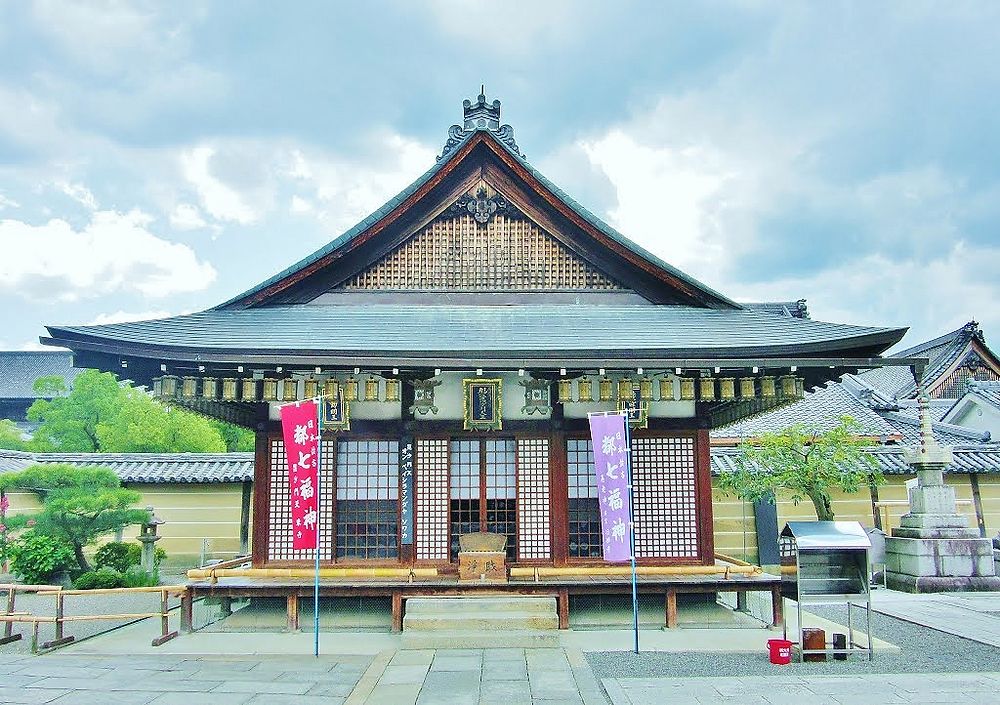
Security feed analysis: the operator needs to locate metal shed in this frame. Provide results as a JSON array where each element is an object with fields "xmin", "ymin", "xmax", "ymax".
[{"xmin": 780, "ymin": 521, "xmax": 873, "ymax": 661}]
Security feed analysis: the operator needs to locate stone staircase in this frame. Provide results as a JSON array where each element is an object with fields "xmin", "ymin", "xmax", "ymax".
[{"xmin": 401, "ymin": 596, "xmax": 561, "ymax": 648}]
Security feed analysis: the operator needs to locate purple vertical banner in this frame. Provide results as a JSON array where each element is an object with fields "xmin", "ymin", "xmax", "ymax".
[{"xmin": 587, "ymin": 413, "xmax": 632, "ymax": 563}]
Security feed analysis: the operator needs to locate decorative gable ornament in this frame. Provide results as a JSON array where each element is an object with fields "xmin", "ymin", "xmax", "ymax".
[
  {"xmin": 409, "ymin": 378, "xmax": 441, "ymax": 415},
  {"xmin": 445, "ymin": 185, "xmax": 523, "ymax": 227},
  {"xmin": 439, "ymin": 88, "xmax": 523, "ymax": 160},
  {"xmin": 520, "ymin": 378, "xmax": 551, "ymax": 415}
]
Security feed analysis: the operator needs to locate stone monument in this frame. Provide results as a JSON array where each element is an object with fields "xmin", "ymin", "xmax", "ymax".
[{"xmin": 884, "ymin": 378, "xmax": 1000, "ymax": 592}]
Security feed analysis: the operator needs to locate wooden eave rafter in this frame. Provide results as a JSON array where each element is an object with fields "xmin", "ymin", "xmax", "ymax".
[{"xmin": 226, "ymin": 132, "xmax": 736, "ymax": 309}]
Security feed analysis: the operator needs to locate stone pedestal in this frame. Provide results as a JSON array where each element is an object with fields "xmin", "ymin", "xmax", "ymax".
[{"xmin": 884, "ymin": 418, "xmax": 1000, "ymax": 593}]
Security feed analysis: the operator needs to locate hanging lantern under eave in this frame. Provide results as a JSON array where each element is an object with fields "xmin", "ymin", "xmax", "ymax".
[
  {"xmin": 343, "ymin": 376, "xmax": 358, "ymax": 402},
  {"xmin": 639, "ymin": 377, "xmax": 654, "ymax": 402},
  {"xmin": 557, "ymin": 379, "xmax": 573, "ymax": 403},
  {"xmin": 617, "ymin": 377, "xmax": 633, "ymax": 401},
  {"xmin": 739, "ymin": 377, "xmax": 756, "ymax": 399},
  {"xmin": 364, "ymin": 376, "xmax": 380, "ymax": 402},
  {"xmin": 222, "ymin": 378, "xmax": 238, "ymax": 401},
  {"xmin": 323, "ymin": 378, "xmax": 339, "ymax": 401},
  {"xmin": 384, "ymin": 378, "xmax": 400, "ymax": 402},
  {"xmin": 181, "ymin": 376, "xmax": 198, "ymax": 399},
  {"xmin": 202, "ymin": 377, "xmax": 219, "ymax": 400},
  {"xmin": 699, "ymin": 377, "xmax": 716, "ymax": 401},
  {"xmin": 658, "ymin": 376, "xmax": 674, "ymax": 401},
  {"xmin": 760, "ymin": 376, "xmax": 776, "ymax": 398},
  {"xmin": 303, "ymin": 378, "xmax": 319, "ymax": 400},
  {"xmin": 241, "ymin": 378, "xmax": 258, "ymax": 401},
  {"xmin": 679, "ymin": 377, "xmax": 696, "ymax": 401},
  {"xmin": 719, "ymin": 377, "xmax": 736, "ymax": 400},
  {"xmin": 159, "ymin": 375, "xmax": 179, "ymax": 399},
  {"xmin": 281, "ymin": 379, "xmax": 299, "ymax": 402},
  {"xmin": 262, "ymin": 378, "xmax": 279, "ymax": 402},
  {"xmin": 779, "ymin": 374, "xmax": 797, "ymax": 398},
  {"xmin": 577, "ymin": 377, "xmax": 594, "ymax": 403},
  {"xmin": 599, "ymin": 377, "xmax": 614, "ymax": 402}
]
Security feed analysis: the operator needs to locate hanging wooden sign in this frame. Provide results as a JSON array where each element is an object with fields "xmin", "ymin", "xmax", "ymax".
[
  {"xmin": 618, "ymin": 387, "xmax": 649, "ymax": 429},
  {"xmin": 463, "ymin": 378, "xmax": 503, "ymax": 431},
  {"xmin": 323, "ymin": 392, "xmax": 350, "ymax": 431}
]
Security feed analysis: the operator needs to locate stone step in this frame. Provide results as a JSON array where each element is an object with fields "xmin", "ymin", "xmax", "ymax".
[
  {"xmin": 402, "ymin": 612, "xmax": 560, "ymax": 631},
  {"xmin": 404, "ymin": 596, "xmax": 556, "ymax": 615},
  {"xmin": 401, "ymin": 629, "xmax": 561, "ymax": 649}
]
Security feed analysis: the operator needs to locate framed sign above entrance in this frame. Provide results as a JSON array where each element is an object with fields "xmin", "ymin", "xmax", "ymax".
[
  {"xmin": 463, "ymin": 378, "xmax": 503, "ymax": 431},
  {"xmin": 618, "ymin": 386, "xmax": 649, "ymax": 429},
  {"xmin": 323, "ymin": 393, "xmax": 350, "ymax": 431}
]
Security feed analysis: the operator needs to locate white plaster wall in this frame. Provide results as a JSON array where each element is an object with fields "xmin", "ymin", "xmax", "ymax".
[{"xmin": 951, "ymin": 400, "xmax": 1000, "ymax": 440}]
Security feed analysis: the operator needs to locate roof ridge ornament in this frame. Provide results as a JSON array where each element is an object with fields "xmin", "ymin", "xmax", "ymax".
[{"xmin": 439, "ymin": 87, "xmax": 524, "ymax": 161}]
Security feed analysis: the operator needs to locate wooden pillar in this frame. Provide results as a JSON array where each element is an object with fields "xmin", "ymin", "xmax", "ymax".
[
  {"xmin": 391, "ymin": 592, "xmax": 403, "ymax": 632},
  {"xmin": 970, "ymin": 474, "xmax": 987, "ymax": 538},
  {"xmin": 180, "ymin": 591, "xmax": 194, "ymax": 633},
  {"xmin": 771, "ymin": 586, "xmax": 783, "ymax": 628},
  {"xmin": 695, "ymin": 429, "xmax": 716, "ymax": 565},
  {"xmin": 286, "ymin": 593, "xmax": 299, "ymax": 632},
  {"xmin": 557, "ymin": 588, "xmax": 569, "ymax": 629},
  {"xmin": 0, "ymin": 587, "xmax": 20, "ymax": 645},
  {"xmin": 251, "ymin": 428, "xmax": 270, "ymax": 568},
  {"xmin": 239, "ymin": 480, "xmax": 253, "ymax": 555},
  {"xmin": 550, "ymin": 431, "xmax": 569, "ymax": 566},
  {"xmin": 665, "ymin": 590, "xmax": 678, "ymax": 629}
]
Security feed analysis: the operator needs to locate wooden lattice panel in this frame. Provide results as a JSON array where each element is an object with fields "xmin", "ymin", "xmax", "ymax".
[
  {"xmin": 341, "ymin": 207, "xmax": 622, "ymax": 291},
  {"xmin": 415, "ymin": 438, "xmax": 450, "ymax": 560},
  {"xmin": 566, "ymin": 439, "xmax": 602, "ymax": 558},
  {"xmin": 267, "ymin": 438, "xmax": 336, "ymax": 561},
  {"xmin": 335, "ymin": 440, "xmax": 400, "ymax": 560},
  {"xmin": 631, "ymin": 436, "xmax": 699, "ymax": 559},
  {"xmin": 517, "ymin": 437, "xmax": 551, "ymax": 560}
]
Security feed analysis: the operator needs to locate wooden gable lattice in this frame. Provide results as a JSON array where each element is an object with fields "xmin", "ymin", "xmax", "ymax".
[{"xmin": 339, "ymin": 184, "xmax": 624, "ymax": 292}]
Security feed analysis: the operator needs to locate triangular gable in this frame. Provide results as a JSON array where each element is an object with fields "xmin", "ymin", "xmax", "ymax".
[
  {"xmin": 336, "ymin": 181, "xmax": 625, "ymax": 293},
  {"xmin": 217, "ymin": 102, "xmax": 739, "ymax": 310}
]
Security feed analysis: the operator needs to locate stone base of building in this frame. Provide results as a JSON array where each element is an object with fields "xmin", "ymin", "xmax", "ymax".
[{"xmin": 884, "ymin": 534, "xmax": 1000, "ymax": 593}]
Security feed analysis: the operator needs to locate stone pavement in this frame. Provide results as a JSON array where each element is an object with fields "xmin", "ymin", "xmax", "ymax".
[
  {"xmin": 862, "ymin": 591, "xmax": 1000, "ymax": 647},
  {"xmin": 602, "ymin": 672, "xmax": 1000, "ymax": 705},
  {"xmin": 0, "ymin": 648, "xmax": 608, "ymax": 705}
]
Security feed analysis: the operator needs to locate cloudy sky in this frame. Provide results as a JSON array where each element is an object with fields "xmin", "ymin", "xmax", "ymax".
[{"xmin": 1, "ymin": 1, "xmax": 998, "ymax": 352}]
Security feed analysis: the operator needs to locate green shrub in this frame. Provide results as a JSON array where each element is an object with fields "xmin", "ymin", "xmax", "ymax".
[
  {"xmin": 8, "ymin": 531, "xmax": 76, "ymax": 585},
  {"xmin": 122, "ymin": 567, "xmax": 159, "ymax": 588},
  {"xmin": 95, "ymin": 542, "xmax": 135, "ymax": 572},
  {"xmin": 73, "ymin": 568, "xmax": 125, "ymax": 590}
]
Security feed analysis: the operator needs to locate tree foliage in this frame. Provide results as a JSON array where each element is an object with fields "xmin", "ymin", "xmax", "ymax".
[
  {"xmin": 24, "ymin": 369, "xmax": 231, "ymax": 453},
  {"xmin": 0, "ymin": 464, "xmax": 149, "ymax": 572},
  {"xmin": 0, "ymin": 419, "xmax": 30, "ymax": 451},
  {"xmin": 717, "ymin": 417, "xmax": 882, "ymax": 521}
]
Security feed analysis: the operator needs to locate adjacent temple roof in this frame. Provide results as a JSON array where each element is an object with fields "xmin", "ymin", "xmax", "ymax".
[
  {"xmin": 0, "ymin": 351, "xmax": 79, "ymax": 400},
  {"xmin": 41, "ymin": 91, "xmax": 908, "ymax": 386},
  {"xmin": 858, "ymin": 321, "xmax": 1000, "ymax": 400}
]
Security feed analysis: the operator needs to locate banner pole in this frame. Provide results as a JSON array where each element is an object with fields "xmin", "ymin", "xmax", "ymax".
[
  {"xmin": 624, "ymin": 415, "xmax": 639, "ymax": 654},
  {"xmin": 314, "ymin": 396, "xmax": 323, "ymax": 658}
]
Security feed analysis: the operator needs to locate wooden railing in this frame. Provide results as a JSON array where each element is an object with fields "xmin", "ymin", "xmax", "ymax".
[{"xmin": 0, "ymin": 584, "xmax": 187, "ymax": 652}]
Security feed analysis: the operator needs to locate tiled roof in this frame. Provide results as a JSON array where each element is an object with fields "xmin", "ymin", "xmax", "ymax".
[
  {"xmin": 877, "ymin": 411, "xmax": 991, "ymax": 445},
  {"xmin": 891, "ymin": 399, "xmax": 953, "ymax": 423},
  {"xmin": 0, "ymin": 450, "xmax": 253, "ymax": 484},
  {"xmin": 47, "ymin": 305, "xmax": 905, "ymax": 361},
  {"xmin": 967, "ymin": 380, "xmax": 1000, "ymax": 409},
  {"xmin": 0, "ymin": 351, "xmax": 80, "ymax": 399},
  {"xmin": 712, "ymin": 380, "xmax": 899, "ymax": 439},
  {"xmin": 710, "ymin": 444, "xmax": 1000, "ymax": 476}
]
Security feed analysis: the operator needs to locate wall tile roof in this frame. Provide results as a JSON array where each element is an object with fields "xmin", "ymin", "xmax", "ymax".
[{"xmin": 0, "ymin": 450, "xmax": 253, "ymax": 484}]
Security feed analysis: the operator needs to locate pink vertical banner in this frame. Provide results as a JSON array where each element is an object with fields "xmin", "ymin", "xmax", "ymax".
[
  {"xmin": 587, "ymin": 413, "xmax": 632, "ymax": 563},
  {"xmin": 280, "ymin": 400, "xmax": 320, "ymax": 550}
]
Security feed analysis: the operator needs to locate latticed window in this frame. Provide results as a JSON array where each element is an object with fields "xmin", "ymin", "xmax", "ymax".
[
  {"xmin": 335, "ymin": 440, "xmax": 400, "ymax": 560},
  {"xmin": 566, "ymin": 439, "xmax": 602, "ymax": 558},
  {"xmin": 449, "ymin": 438, "xmax": 517, "ymax": 560}
]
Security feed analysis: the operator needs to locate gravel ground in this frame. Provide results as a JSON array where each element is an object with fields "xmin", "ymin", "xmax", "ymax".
[
  {"xmin": 586, "ymin": 605, "xmax": 1000, "ymax": 679},
  {"xmin": 1, "ymin": 573, "xmax": 185, "ymax": 655}
]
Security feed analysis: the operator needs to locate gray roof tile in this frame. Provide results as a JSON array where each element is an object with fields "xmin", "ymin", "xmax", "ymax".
[
  {"xmin": 0, "ymin": 450, "xmax": 252, "ymax": 483},
  {"xmin": 0, "ymin": 351, "xmax": 81, "ymax": 399}
]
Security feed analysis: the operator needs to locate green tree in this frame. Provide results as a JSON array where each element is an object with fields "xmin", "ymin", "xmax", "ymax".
[
  {"xmin": 717, "ymin": 417, "xmax": 882, "ymax": 521},
  {"xmin": 213, "ymin": 421, "xmax": 255, "ymax": 452},
  {"xmin": 0, "ymin": 419, "xmax": 30, "ymax": 451},
  {"xmin": 0, "ymin": 464, "xmax": 149, "ymax": 572},
  {"xmin": 27, "ymin": 369, "xmax": 228, "ymax": 453},
  {"xmin": 32, "ymin": 375, "xmax": 68, "ymax": 397}
]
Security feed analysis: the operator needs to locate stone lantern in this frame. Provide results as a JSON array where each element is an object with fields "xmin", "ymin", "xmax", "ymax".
[{"xmin": 138, "ymin": 506, "xmax": 164, "ymax": 572}]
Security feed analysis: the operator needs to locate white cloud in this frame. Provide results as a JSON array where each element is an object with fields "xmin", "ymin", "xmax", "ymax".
[
  {"xmin": 169, "ymin": 203, "xmax": 208, "ymax": 230},
  {"xmin": 55, "ymin": 180, "xmax": 99, "ymax": 210},
  {"xmin": 290, "ymin": 195, "xmax": 313, "ymax": 214},
  {"xmin": 180, "ymin": 145, "xmax": 261, "ymax": 225},
  {"xmin": 0, "ymin": 209, "xmax": 216, "ymax": 301},
  {"xmin": 0, "ymin": 194, "xmax": 19, "ymax": 210},
  {"xmin": 86, "ymin": 310, "xmax": 175, "ymax": 326}
]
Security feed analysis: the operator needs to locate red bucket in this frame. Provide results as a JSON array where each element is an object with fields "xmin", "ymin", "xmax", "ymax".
[{"xmin": 767, "ymin": 638, "xmax": 793, "ymax": 665}]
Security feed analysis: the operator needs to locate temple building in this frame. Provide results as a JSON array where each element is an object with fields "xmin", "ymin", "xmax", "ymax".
[{"xmin": 40, "ymin": 93, "xmax": 918, "ymax": 623}]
